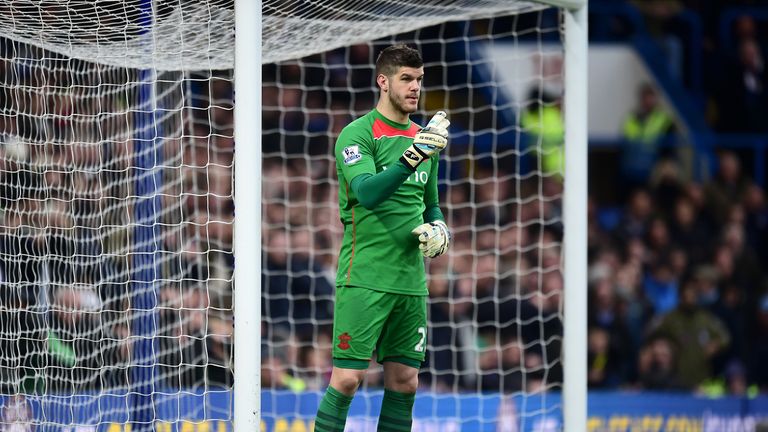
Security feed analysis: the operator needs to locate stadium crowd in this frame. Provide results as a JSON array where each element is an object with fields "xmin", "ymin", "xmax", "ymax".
[
  {"xmin": 0, "ymin": 39, "xmax": 237, "ymax": 393},
  {"xmin": 0, "ymin": 0, "xmax": 765, "ymax": 404},
  {"xmin": 256, "ymin": 2, "xmax": 768, "ymax": 397}
]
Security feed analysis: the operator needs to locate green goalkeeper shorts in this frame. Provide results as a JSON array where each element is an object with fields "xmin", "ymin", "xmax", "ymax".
[{"xmin": 332, "ymin": 286, "xmax": 427, "ymax": 370}]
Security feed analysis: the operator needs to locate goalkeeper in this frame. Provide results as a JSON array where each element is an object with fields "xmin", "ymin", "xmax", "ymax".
[{"xmin": 314, "ymin": 44, "xmax": 451, "ymax": 432}]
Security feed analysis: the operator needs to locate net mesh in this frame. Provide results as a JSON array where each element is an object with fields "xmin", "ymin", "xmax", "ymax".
[
  {"xmin": 260, "ymin": 14, "xmax": 566, "ymax": 430},
  {"xmin": 0, "ymin": 1, "xmax": 567, "ymax": 430},
  {"xmin": 0, "ymin": 33, "xmax": 235, "ymax": 432},
  {"xmin": 0, "ymin": 1, "xmax": 549, "ymax": 69}
]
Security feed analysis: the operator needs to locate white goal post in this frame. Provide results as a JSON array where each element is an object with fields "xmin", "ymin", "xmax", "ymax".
[{"xmin": 234, "ymin": 1, "xmax": 262, "ymax": 430}]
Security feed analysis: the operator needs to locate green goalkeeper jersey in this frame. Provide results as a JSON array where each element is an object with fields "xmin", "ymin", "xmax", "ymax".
[{"xmin": 334, "ymin": 109, "xmax": 439, "ymax": 295}]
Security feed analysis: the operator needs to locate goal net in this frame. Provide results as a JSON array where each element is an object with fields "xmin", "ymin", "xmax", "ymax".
[{"xmin": 0, "ymin": 1, "xmax": 575, "ymax": 430}]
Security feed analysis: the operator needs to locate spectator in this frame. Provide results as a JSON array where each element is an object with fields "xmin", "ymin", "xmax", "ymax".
[
  {"xmin": 206, "ymin": 315, "xmax": 234, "ymax": 387},
  {"xmin": 520, "ymin": 89, "xmax": 564, "ymax": 177},
  {"xmin": 499, "ymin": 338, "xmax": 525, "ymax": 394},
  {"xmin": 46, "ymin": 286, "xmax": 119, "ymax": 392},
  {"xmin": 423, "ymin": 258, "xmax": 468, "ymax": 391},
  {"xmin": 588, "ymin": 279, "xmax": 633, "ymax": 385},
  {"xmin": 630, "ymin": 1, "xmax": 685, "ymax": 79},
  {"xmin": 648, "ymin": 278, "xmax": 730, "ymax": 390},
  {"xmin": 1, "ymin": 394, "xmax": 34, "ymax": 432},
  {"xmin": 636, "ymin": 335, "xmax": 684, "ymax": 391},
  {"xmin": 614, "ymin": 189, "xmax": 654, "ymax": 241},
  {"xmin": 720, "ymin": 222, "xmax": 763, "ymax": 297},
  {"xmin": 649, "ymin": 159, "xmax": 686, "ymax": 220},
  {"xmin": 693, "ymin": 265, "xmax": 720, "ymax": 308},
  {"xmin": 645, "ymin": 216, "xmax": 672, "ymax": 264},
  {"xmin": 743, "ymin": 183, "xmax": 768, "ymax": 263},
  {"xmin": 710, "ymin": 282, "xmax": 746, "ymax": 372},
  {"xmin": 669, "ymin": 195, "xmax": 710, "ymax": 264},
  {"xmin": 475, "ymin": 255, "xmax": 523, "ymax": 338},
  {"xmin": 614, "ymin": 258, "xmax": 653, "ymax": 364},
  {"xmin": 621, "ymin": 84, "xmax": 675, "ymax": 187},
  {"xmin": 724, "ymin": 360, "xmax": 750, "ymax": 396},
  {"xmin": 704, "ymin": 151, "xmax": 751, "ymax": 224},
  {"xmin": 297, "ymin": 340, "xmax": 332, "ymax": 391},
  {"xmin": 524, "ymin": 351, "xmax": 548, "ymax": 393},
  {"xmin": 262, "ymin": 230, "xmax": 334, "ymax": 339},
  {"xmin": 157, "ymin": 285, "xmax": 212, "ymax": 389},
  {"xmin": 643, "ymin": 261, "xmax": 679, "ymax": 315},
  {"xmin": 526, "ymin": 271, "xmax": 564, "ymax": 385},
  {"xmin": 748, "ymin": 295, "xmax": 768, "ymax": 391},
  {"xmin": 717, "ymin": 38, "xmax": 768, "ymax": 132},
  {"xmin": 587, "ymin": 326, "xmax": 624, "ymax": 389},
  {"xmin": 477, "ymin": 340, "xmax": 503, "ymax": 393},
  {"xmin": 0, "ymin": 243, "xmax": 45, "ymax": 394},
  {"xmin": 477, "ymin": 336, "xmax": 524, "ymax": 394},
  {"xmin": 261, "ymin": 355, "xmax": 305, "ymax": 392}
]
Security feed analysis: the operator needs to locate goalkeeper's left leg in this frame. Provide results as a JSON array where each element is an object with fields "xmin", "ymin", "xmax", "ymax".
[
  {"xmin": 377, "ymin": 362, "xmax": 418, "ymax": 432},
  {"xmin": 374, "ymin": 293, "xmax": 427, "ymax": 431}
]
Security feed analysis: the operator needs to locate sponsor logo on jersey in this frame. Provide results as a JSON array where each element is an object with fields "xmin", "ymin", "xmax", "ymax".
[
  {"xmin": 343, "ymin": 145, "xmax": 362, "ymax": 165},
  {"xmin": 337, "ymin": 332, "xmax": 352, "ymax": 350}
]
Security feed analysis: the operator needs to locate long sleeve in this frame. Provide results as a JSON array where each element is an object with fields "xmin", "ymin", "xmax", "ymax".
[
  {"xmin": 349, "ymin": 163, "xmax": 412, "ymax": 210},
  {"xmin": 422, "ymin": 154, "xmax": 445, "ymax": 223}
]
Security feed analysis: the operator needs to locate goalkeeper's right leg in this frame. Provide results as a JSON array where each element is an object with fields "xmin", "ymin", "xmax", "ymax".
[
  {"xmin": 314, "ymin": 367, "xmax": 366, "ymax": 431},
  {"xmin": 328, "ymin": 366, "xmax": 366, "ymax": 395},
  {"xmin": 315, "ymin": 287, "xmax": 398, "ymax": 431}
]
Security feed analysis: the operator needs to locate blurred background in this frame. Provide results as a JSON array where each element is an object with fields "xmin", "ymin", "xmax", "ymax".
[
  {"xmin": 257, "ymin": 0, "xmax": 768, "ymax": 398},
  {"xmin": 584, "ymin": 0, "xmax": 768, "ymax": 396},
  {"xmin": 0, "ymin": 0, "xmax": 767, "ymax": 430}
]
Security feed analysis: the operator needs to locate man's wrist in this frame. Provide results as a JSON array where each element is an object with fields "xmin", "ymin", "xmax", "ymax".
[{"xmin": 399, "ymin": 144, "xmax": 428, "ymax": 171}]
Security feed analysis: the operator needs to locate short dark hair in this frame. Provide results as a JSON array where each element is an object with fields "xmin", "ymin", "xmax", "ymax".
[{"xmin": 375, "ymin": 44, "xmax": 423, "ymax": 77}]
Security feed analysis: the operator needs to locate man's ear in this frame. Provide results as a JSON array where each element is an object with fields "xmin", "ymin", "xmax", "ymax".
[{"xmin": 376, "ymin": 74, "xmax": 388, "ymax": 92}]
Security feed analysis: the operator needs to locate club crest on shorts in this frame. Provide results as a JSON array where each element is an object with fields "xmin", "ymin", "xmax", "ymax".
[
  {"xmin": 343, "ymin": 145, "xmax": 362, "ymax": 165},
  {"xmin": 337, "ymin": 332, "xmax": 352, "ymax": 350}
]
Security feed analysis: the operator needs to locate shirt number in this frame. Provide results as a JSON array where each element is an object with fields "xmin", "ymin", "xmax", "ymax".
[{"xmin": 414, "ymin": 327, "xmax": 427, "ymax": 352}]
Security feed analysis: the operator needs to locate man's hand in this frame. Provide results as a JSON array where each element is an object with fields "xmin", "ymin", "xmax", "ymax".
[
  {"xmin": 399, "ymin": 111, "xmax": 450, "ymax": 171},
  {"xmin": 411, "ymin": 220, "xmax": 451, "ymax": 258}
]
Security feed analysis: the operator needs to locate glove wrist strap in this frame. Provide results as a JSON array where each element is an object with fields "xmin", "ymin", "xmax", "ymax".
[{"xmin": 399, "ymin": 145, "xmax": 427, "ymax": 172}]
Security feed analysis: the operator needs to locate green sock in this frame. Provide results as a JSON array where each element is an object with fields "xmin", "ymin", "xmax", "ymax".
[
  {"xmin": 314, "ymin": 386, "xmax": 353, "ymax": 432},
  {"xmin": 376, "ymin": 389, "xmax": 415, "ymax": 432}
]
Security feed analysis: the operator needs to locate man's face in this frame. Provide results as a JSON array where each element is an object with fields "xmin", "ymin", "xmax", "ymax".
[
  {"xmin": 383, "ymin": 66, "xmax": 424, "ymax": 115},
  {"xmin": 640, "ymin": 88, "xmax": 657, "ymax": 113}
]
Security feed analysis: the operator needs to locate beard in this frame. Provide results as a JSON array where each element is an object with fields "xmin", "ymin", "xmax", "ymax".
[{"xmin": 389, "ymin": 91, "xmax": 418, "ymax": 115}]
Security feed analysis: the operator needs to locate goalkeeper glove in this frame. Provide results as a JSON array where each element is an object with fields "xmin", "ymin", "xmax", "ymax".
[
  {"xmin": 399, "ymin": 111, "xmax": 450, "ymax": 171},
  {"xmin": 411, "ymin": 220, "xmax": 451, "ymax": 258}
]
